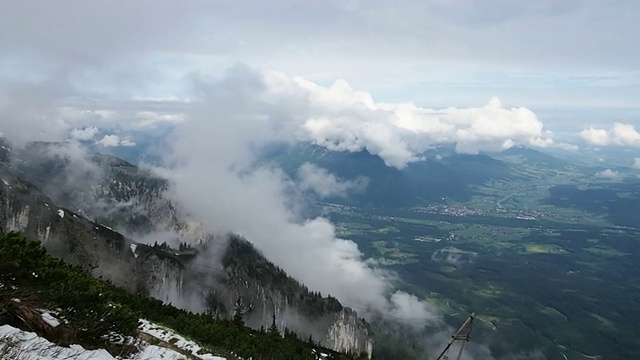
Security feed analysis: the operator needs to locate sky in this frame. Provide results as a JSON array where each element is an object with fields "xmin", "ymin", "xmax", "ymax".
[
  {"xmin": 1, "ymin": 0, "xmax": 640, "ymax": 350},
  {"xmin": 1, "ymin": 0, "xmax": 639, "ymax": 147}
]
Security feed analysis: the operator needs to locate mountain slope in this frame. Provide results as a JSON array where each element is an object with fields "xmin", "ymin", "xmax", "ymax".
[
  {"xmin": 262, "ymin": 143, "xmax": 513, "ymax": 207},
  {"xmin": 0, "ymin": 140, "xmax": 373, "ymax": 356},
  {"xmin": 0, "ymin": 231, "xmax": 361, "ymax": 360}
]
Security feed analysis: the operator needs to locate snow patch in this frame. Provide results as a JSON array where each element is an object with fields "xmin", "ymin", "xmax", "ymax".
[
  {"xmin": 1, "ymin": 179, "xmax": 8, "ymax": 186},
  {"xmin": 130, "ymin": 244, "xmax": 138, "ymax": 258},
  {"xmin": 57, "ymin": 209, "xmax": 65, "ymax": 218},
  {"xmin": 40, "ymin": 311, "xmax": 61, "ymax": 327},
  {"xmin": 0, "ymin": 324, "xmax": 113, "ymax": 360},
  {"xmin": 139, "ymin": 319, "xmax": 225, "ymax": 359},
  {"xmin": 0, "ymin": 324, "xmax": 219, "ymax": 360}
]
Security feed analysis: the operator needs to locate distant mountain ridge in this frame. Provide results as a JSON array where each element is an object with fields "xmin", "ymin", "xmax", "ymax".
[{"xmin": 262, "ymin": 143, "xmax": 519, "ymax": 207}]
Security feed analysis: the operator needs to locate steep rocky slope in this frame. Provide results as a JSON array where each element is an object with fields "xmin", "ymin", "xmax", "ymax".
[{"xmin": 0, "ymin": 140, "xmax": 373, "ymax": 356}]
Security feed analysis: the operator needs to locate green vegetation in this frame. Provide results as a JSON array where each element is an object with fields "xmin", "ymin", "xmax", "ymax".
[
  {"xmin": 371, "ymin": 240, "xmax": 419, "ymax": 265},
  {"xmin": 583, "ymin": 245, "xmax": 629, "ymax": 257},
  {"xmin": 522, "ymin": 243, "xmax": 567, "ymax": 254},
  {"xmin": 0, "ymin": 232, "xmax": 366, "ymax": 360},
  {"xmin": 320, "ymin": 200, "xmax": 640, "ymax": 359}
]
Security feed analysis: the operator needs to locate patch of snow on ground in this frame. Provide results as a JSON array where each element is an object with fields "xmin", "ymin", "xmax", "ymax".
[
  {"xmin": 39, "ymin": 311, "xmax": 60, "ymax": 327},
  {"xmin": 130, "ymin": 244, "xmax": 138, "ymax": 258},
  {"xmin": 57, "ymin": 209, "xmax": 64, "ymax": 218},
  {"xmin": 139, "ymin": 319, "xmax": 225, "ymax": 360},
  {"xmin": 1, "ymin": 179, "xmax": 8, "ymax": 186},
  {"xmin": 0, "ymin": 324, "xmax": 113, "ymax": 360},
  {"xmin": 0, "ymin": 324, "xmax": 202, "ymax": 360}
]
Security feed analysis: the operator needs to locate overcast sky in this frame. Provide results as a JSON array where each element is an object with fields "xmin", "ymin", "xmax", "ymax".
[
  {"xmin": 1, "ymin": 0, "xmax": 638, "ymax": 150},
  {"xmin": 1, "ymin": 0, "xmax": 639, "ymax": 109}
]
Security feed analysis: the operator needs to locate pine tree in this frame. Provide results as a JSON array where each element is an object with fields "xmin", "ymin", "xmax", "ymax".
[
  {"xmin": 232, "ymin": 298, "xmax": 246, "ymax": 327},
  {"xmin": 268, "ymin": 313, "xmax": 279, "ymax": 336}
]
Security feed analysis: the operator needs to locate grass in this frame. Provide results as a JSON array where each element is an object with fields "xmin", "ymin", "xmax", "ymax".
[
  {"xmin": 539, "ymin": 306, "xmax": 568, "ymax": 322},
  {"xmin": 474, "ymin": 285, "xmax": 502, "ymax": 299},
  {"xmin": 455, "ymin": 225, "xmax": 487, "ymax": 238},
  {"xmin": 589, "ymin": 313, "xmax": 615, "ymax": 330},
  {"xmin": 401, "ymin": 218, "xmax": 439, "ymax": 226},
  {"xmin": 523, "ymin": 244, "xmax": 567, "ymax": 254},
  {"xmin": 372, "ymin": 240, "xmax": 420, "ymax": 265},
  {"xmin": 338, "ymin": 222, "xmax": 373, "ymax": 230},
  {"xmin": 375, "ymin": 226, "xmax": 399, "ymax": 234},
  {"xmin": 584, "ymin": 245, "xmax": 629, "ymax": 257},
  {"xmin": 425, "ymin": 294, "xmax": 459, "ymax": 316},
  {"xmin": 476, "ymin": 314, "xmax": 500, "ymax": 331}
]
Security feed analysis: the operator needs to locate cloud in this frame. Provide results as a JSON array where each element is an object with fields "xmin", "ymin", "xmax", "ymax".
[
  {"xmin": 69, "ymin": 126, "xmax": 99, "ymax": 141},
  {"xmin": 633, "ymin": 158, "xmax": 640, "ymax": 170},
  {"xmin": 96, "ymin": 134, "xmax": 121, "ymax": 147},
  {"xmin": 2, "ymin": 62, "xmax": 565, "ymax": 169},
  {"xmin": 2, "ymin": 0, "xmax": 639, "ymax": 118},
  {"xmin": 135, "ymin": 111, "xmax": 186, "ymax": 128},
  {"xmin": 96, "ymin": 134, "xmax": 136, "ymax": 147},
  {"xmin": 164, "ymin": 67, "xmax": 442, "ymax": 325},
  {"xmin": 227, "ymin": 70, "xmax": 556, "ymax": 168},
  {"xmin": 581, "ymin": 123, "xmax": 640, "ymax": 147},
  {"xmin": 595, "ymin": 169, "xmax": 619, "ymax": 179},
  {"xmin": 297, "ymin": 163, "xmax": 368, "ymax": 198},
  {"xmin": 120, "ymin": 139, "xmax": 137, "ymax": 147}
]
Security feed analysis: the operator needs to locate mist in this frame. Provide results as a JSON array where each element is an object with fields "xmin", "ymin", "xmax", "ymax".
[{"xmin": 161, "ymin": 66, "xmax": 443, "ymax": 325}]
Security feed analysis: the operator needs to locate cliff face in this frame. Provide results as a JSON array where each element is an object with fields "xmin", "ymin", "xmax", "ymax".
[
  {"xmin": 0, "ymin": 164, "xmax": 138, "ymax": 291},
  {"xmin": 0, "ymin": 141, "xmax": 374, "ymax": 357}
]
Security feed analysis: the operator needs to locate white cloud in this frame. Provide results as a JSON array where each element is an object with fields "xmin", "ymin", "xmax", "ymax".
[
  {"xmin": 261, "ymin": 73, "xmax": 555, "ymax": 168},
  {"xmin": 96, "ymin": 134, "xmax": 137, "ymax": 147},
  {"xmin": 580, "ymin": 127, "xmax": 610, "ymax": 146},
  {"xmin": 97, "ymin": 134, "xmax": 121, "ymax": 147},
  {"xmin": 581, "ymin": 123, "xmax": 640, "ymax": 147},
  {"xmin": 297, "ymin": 163, "xmax": 368, "ymax": 198},
  {"xmin": 69, "ymin": 126, "xmax": 99, "ymax": 141},
  {"xmin": 135, "ymin": 111, "xmax": 186, "ymax": 128},
  {"xmin": 165, "ymin": 68, "xmax": 442, "ymax": 325},
  {"xmin": 611, "ymin": 123, "xmax": 640, "ymax": 146},
  {"xmin": 554, "ymin": 142, "xmax": 580, "ymax": 151},
  {"xmin": 595, "ymin": 169, "xmax": 619, "ymax": 179},
  {"xmin": 632, "ymin": 158, "xmax": 640, "ymax": 170},
  {"xmin": 120, "ymin": 139, "xmax": 137, "ymax": 147}
]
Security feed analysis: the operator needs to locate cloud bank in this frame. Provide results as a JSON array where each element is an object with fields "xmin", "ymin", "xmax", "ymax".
[
  {"xmin": 297, "ymin": 163, "xmax": 369, "ymax": 198},
  {"xmin": 96, "ymin": 134, "xmax": 136, "ymax": 147},
  {"xmin": 164, "ymin": 67, "xmax": 441, "ymax": 324},
  {"xmin": 581, "ymin": 123, "xmax": 640, "ymax": 147},
  {"xmin": 263, "ymin": 73, "xmax": 559, "ymax": 168}
]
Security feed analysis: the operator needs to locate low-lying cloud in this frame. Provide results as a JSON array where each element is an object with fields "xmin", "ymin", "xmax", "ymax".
[
  {"xmin": 297, "ymin": 163, "xmax": 369, "ymax": 198},
  {"xmin": 163, "ymin": 66, "xmax": 442, "ymax": 325},
  {"xmin": 595, "ymin": 169, "xmax": 620, "ymax": 179},
  {"xmin": 2, "ymin": 65, "xmax": 570, "ymax": 170},
  {"xmin": 96, "ymin": 134, "xmax": 136, "ymax": 147}
]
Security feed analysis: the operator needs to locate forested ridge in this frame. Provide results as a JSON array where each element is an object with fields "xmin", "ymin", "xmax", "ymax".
[{"xmin": 0, "ymin": 231, "xmax": 369, "ymax": 360}]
